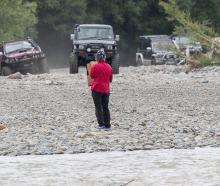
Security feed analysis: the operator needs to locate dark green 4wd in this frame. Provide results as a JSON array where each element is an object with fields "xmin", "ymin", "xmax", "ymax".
[{"xmin": 69, "ymin": 24, "xmax": 120, "ymax": 74}]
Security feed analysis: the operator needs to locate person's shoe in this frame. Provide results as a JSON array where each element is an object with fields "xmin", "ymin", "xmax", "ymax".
[
  {"xmin": 96, "ymin": 125, "xmax": 105, "ymax": 129},
  {"xmin": 104, "ymin": 125, "xmax": 111, "ymax": 130}
]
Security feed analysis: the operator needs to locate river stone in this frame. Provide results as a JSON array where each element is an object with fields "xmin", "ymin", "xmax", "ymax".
[
  {"xmin": 0, "ymin": 124, "xmax": 6, "ymax": 131},
  {"xmin": 8, "ymin": 72, "xmax": 22, "ymax": 79}
]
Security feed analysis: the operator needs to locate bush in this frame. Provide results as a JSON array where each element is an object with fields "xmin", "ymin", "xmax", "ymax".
[
  {"xmin": 0, "ymin": 0, "xmax": 37, "ymax": 42},
  {"xmin": 189, "ymin": 54, "xmax": 220, "ymax": 67}
]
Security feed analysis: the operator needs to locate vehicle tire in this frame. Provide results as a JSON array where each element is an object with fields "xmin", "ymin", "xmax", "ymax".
[
  {"xmin": 69, "ymin": 53, "xmax": 78, "ymax": 74},
  {"xmin": 112, "ymin": 54, "xmax": 119, "ymax": 74},
  {"xmin": 39, "ymin": 58, "xmax": 50, "ymax": 73},
  {"xmin": 151, "ymin": 58, "xmax": 156, "ymax": 65},
  {"xmin": 1, "ymin": 66, "xmax": 12, "ymax": 76},
  {"xmin": 136, "ymin": 56, "xmax": 143, "ymax": 66}
]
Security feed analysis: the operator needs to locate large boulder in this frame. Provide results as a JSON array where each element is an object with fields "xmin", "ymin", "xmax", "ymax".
[{"xmin": 8, "ymin": 72, "xmax": 22, "ymax": 79}]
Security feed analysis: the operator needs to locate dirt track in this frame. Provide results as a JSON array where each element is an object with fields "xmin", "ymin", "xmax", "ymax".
[{"xmin": 0, "ymin": 65, "xmax": 220, "ymax": 156}]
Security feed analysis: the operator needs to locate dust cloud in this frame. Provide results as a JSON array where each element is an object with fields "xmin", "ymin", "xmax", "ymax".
[{"xmin": 37, "ymin": 30, "xmax": 136, "ymax": 68}]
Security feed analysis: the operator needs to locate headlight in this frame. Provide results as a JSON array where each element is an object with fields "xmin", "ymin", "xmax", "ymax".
[
  {"xmin": 107, "ymin": 45, "xmax": 113, "ymax": 50},
  {"xmin": 5, "ymin": 58, "xmax": 15, "ymax": 63},
  {"xmin": 87, "ymin": 48, "xmax": 91, "ymax": 52},
  {"xmin": 40, "ymin": 53, "xmax": 45, "ymax": 58},
  {"xmin": 153, "ymin": 53, "xmax": 164, "ymax": 58},
  {"xmin": 78, "ymin": 45, "xmax": 85, "ymax": 49}
]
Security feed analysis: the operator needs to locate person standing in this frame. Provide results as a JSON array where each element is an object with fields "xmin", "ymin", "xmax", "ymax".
[{"xmin": 89, "ymin": 50, "xmax": 113, "ymax": 129}]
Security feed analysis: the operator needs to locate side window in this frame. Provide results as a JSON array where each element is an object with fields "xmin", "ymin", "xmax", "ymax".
[
  {"xmin": 143, "ymin": 40, "xmax": 151, "ymax": 49},
  {"xmin": 0, "ymin": 46, "xmax": 3, "ymax": 61},
  {"xmin": 29, "ymin": 40, "xmax": 41, "ymax": 51},
  {"xmin": 139, "ymin": 39, "xmax": 144, "ymax": 50},
  {"xmin": 139, "ymin": 38, "xmax": 148, "ymax": 50}
]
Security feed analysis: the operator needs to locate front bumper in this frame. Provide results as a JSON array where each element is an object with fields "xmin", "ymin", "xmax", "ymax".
[
  {"xmin": 5, "ymin": 58, "xmax": 42, "ymax": 71},
  {"xmin": 154, "ymin": 52, "xmax": 178, "ymax": 65},
  {"xmin": 75, "ymin": 50, "xmax": 116, "ymax": 61}
]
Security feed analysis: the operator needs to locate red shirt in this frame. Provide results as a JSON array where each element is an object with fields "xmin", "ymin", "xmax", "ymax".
[{"xmin": 90, "ymin": 59, "xmax": 113, "ymax": 93}]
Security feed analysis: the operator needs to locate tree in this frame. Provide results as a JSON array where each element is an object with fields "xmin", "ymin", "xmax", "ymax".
[
  {"xmin": 86, "ymin": 0, "xmax": 172, "ymax": 47},
  {"xmin": 0, "ymin": 0, "xmax": 37, "ymax": 42},
  {"xmin": 159, "ymin": 0, "xmax": 218, "ymax": 50},
  {"xmin": 190, "ymin": 0, "xmax": 220, "ymax": 33},
  {"xmin": 35, "ymin": 0, "xmax": 86, "ymax": 34},
  {"xmin": 85, "ymin": 0, "xmax": 172, "ymax": 65},
  {"xmin": 160, "ymin": 0, "xmax": 220, "ymax": 67}
]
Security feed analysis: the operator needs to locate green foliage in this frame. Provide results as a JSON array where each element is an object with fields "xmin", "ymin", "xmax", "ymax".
[
  {"xmin": 86, "ymin": 0, "xmax": 172, "ymax": 50},
  {"xmin": 160, "ymin": 0, "xmax": 218, "ymax": 49},
  {"xmin": 190, "ymin": 0, "xmax": 220, "ymax": 33},
  {"xmin": 35, "ymin": 0, "xmax": 171, "ymax": 49},
  {"xmin": 35, "ymin": 0, "xmax": 86, "ymax": 34},
  {"xmin": 0, "ymin": 0, "xmax": 37, "ymax": 42},
  {"xmin": 189, "ymin": 53, "xmax": 220, "ymax": 66},
  {"xmin": 200, "ymin": 55, "xmax": 220, "ymax": 66},
  {"xmin": 160, "ymin": 0, "xmax": 220, "ymax": 66},
  {"xmin": 2, "ymin": 0, "xmax": 220, "ymax": 65}
]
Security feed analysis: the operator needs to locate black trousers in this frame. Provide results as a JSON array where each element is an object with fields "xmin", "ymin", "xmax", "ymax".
[{"xmin": 92, "ymin": 91, "xmax": 111, "ymax": 128}]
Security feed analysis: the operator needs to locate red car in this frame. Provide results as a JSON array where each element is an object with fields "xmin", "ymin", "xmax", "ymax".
[{"xmin": 0, "ymin": 38, "xmax": 49, "ymax": 76}]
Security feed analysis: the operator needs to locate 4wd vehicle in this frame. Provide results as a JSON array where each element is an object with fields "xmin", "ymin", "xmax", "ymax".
[
  {"xmin": 0, "ymin": 38, "xmax": 49, "ymax": 76},
  {"xmin": 136, "ymin": 35, "xmax": 179, "ymax": 66},
  {"xmin": 69, "ymin": 24, "xmax": 120, "ymax": 74},
  {"xmin": 172, "ymin": 35, "xmax": 202, "ymax": 55}
]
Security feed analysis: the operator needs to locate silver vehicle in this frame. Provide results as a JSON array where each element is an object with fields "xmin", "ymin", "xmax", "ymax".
[{"xmin": 172, "ymin": 35, "xmax": 202, "ymax": 55}]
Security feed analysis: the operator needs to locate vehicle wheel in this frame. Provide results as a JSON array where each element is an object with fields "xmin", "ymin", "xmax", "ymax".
[
  {"xmin": 136, "ymin": 56, "xmax": 143, "ymax": 66},
  {"xmin": 112, "ymin": 54, "xmax": 119, "ymax": 74},
  {"xmin": 151, "ymin": 58, "xmax": 156, "ymax": 65},
  {"xmin": 69, "ymin": 53, "xmax": 78, "ymax": 74},
  {"xmin": 39, "ymin": 58, "xmax": 50, "ymax": 73},
  {"xmin": 1, "ymin": 66, "xmax": 12, "ymax": 76},
  {"xmin": 31, "ymin": 62, "xmax": 39, "ymax": 74}
]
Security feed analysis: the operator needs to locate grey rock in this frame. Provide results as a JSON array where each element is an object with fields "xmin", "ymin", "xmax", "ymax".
[{"xmin": 8, "ymin": 72, "xmax": 22, "ymax": 79}]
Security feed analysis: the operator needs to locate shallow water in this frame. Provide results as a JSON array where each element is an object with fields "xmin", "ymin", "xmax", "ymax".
[{"xmin": 0, "ymin": 147, "xmax": 220, "ymax": 186}]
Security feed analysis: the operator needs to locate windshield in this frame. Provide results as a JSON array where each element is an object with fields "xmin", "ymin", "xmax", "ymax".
[
  {"xmin": 175, "ymin": 37, "xmax": 194, "ymax": 45},
  {"xmin": 152, "ymin": 40, "xmax": 176, "ymax": 52},
  {"xmin": 76, "ymin": 27, "xmax": 114, "ymax": 40},
  {"xmin": 5, "ymin": 41, "xmax": 34, "ymax": 54}
]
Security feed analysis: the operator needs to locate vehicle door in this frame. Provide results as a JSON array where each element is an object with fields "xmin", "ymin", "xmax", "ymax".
[
  {"xmin": 0, "ymin": 45, "xmax": 3, "ymax": 68},
  {"xmin": 143, "ymin": 39, "xmax": 152, "ymax": 59},
  {"xmin": 138, "ymin": 38, "xmax": 152, "ymax": 59}
]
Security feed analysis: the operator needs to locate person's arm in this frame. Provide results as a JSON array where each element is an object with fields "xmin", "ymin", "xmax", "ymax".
[{"xmin": 90, "ymin": 65, "xmax": 95, "ymax": 79}]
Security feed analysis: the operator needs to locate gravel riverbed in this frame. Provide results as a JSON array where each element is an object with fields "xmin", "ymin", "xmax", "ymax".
[{"xmin": 0, "ymin": 65, "xmax": 220, "ymax": 156}]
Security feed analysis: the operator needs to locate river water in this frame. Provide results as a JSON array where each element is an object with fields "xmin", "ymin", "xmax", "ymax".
[{"xmin": 0, "ymin": 147, "xmax": 220, "ymax": 186}]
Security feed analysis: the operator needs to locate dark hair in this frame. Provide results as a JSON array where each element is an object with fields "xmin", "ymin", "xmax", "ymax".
[{"xmin": 95, "ymin": 50, "xmax": 106, "ymax": 60}]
